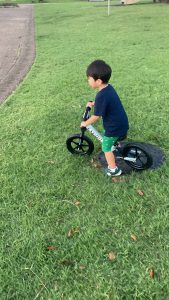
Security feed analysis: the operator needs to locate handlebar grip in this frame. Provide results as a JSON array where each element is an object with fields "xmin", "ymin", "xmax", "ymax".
[
  {"xmin": 83, "ymin": 106, "xmax": 91, "ymax": 121},
  {"xmin": 86, "ymin": 106, "xmax": 91, "ymax": 112}
]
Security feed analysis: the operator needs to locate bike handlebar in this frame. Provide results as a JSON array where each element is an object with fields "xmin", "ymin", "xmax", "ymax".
[
  {"xmin": 83, "ymin": 101, "xmax": 93, "ymax": 121},
  {"xmin": 83, "ymin": 106, "xmax": 91, "ymax": 121}
]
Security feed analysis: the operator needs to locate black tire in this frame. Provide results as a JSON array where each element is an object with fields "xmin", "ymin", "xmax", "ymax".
[
  {"xmin": 66, "ymin": 134, "xmax": 94, "ymax": 155},
  {"xmin": 122, "ymin": 143, "xmax": 153, "ymax": 170}
]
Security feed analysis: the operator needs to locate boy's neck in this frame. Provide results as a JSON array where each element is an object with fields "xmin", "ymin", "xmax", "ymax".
[{"xmin": 98, "ymin": 83, "xmax": 109, "ymax": 91}]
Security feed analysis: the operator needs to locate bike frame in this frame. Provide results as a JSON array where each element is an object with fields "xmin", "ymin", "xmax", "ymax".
[
  {"xmin": 67, "ymin": 103, "xmax": 152, "ymax": 170},
  {"xmin": 81, "ymin": 125, "xmax": 137, "ymax": 163},
  {"xmin": 81, "ymin": 105, "xmax": 137, "ymax": 162}
]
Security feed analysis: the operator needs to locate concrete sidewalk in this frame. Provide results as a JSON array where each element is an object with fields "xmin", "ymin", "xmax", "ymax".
[{"xmin": 0, "ymin": 4, "xmax": 35, "ymax": 103}]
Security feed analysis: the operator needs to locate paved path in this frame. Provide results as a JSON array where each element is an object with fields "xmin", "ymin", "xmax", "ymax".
[{"xmin": 0, "ymin": 5, "xmax": 35, "ymax": 103}]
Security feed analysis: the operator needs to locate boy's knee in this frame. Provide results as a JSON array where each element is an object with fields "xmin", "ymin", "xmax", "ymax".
[
  {"xmin": 102, "ymin": 136, "xmax": 118, "ymax": 152},
  {"xmin": 102, "ymin": 143, "xmax": 112, "ymax": 152}
]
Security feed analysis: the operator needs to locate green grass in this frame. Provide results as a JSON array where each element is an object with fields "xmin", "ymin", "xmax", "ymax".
[{"xmin": 1, "ymin": 1, "xmax": 169, "ymax": 299}]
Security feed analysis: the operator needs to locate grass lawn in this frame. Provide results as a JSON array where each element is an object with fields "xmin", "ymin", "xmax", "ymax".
[{"xmin": 1, "ymin": 1, "xmax": 169, "ymax": 299}]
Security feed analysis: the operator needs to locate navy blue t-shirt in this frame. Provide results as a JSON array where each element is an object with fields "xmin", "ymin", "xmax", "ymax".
[{"xmin": 94, "ymin": 84, "xmax": 129, "ymax": 137}]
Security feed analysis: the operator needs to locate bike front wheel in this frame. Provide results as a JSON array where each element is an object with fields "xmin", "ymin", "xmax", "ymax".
[
  {"xmin": 66, "ymin": 134, "xmax": 94, "ymax": 155},
  {"xmin": 122, "ymin": 143, "xmax": 153, "ymax": 170}
]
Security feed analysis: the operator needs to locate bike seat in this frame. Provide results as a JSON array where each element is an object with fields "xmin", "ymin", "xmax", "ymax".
[
  {"xmin": 114, "ymin": 135, "xmax": 127, "ymax": 146},
  {"xmin": 117, "ymin": 135, "xmax": 127, "ymax": 142}
]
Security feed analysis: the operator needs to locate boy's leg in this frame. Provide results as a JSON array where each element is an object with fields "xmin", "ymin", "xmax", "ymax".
[
  {"xmin": 102, "ymin": 135, "xmax": 122, "ymax": 176},
  {"xmin": 104, "ymin": 151, "xmax": 116, "ymax": 169}
]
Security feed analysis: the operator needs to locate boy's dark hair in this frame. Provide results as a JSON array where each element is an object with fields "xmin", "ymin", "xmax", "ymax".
[{"xmin": 86, "ymin": 60, "xmax": 112, "ymax": 83}]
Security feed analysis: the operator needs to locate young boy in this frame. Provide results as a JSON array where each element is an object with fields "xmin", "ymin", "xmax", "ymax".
[{"xmin": 80, "ymin": 60, "xmax": 129, "ymax": 176}]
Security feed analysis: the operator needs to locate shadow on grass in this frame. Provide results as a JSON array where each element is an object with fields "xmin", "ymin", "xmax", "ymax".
[{"xmin": 0, "ymin": 3, "xmax": 19, "ymax": 7}]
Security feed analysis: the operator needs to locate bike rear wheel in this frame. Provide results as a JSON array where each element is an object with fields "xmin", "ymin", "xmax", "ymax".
[
  {"xmin": 66, "ymin": 134, "xmax": 94, "ymax": 155},
  {"xmin": 122, "ymin": 143, "xmax": 153, "ymax": 170}
]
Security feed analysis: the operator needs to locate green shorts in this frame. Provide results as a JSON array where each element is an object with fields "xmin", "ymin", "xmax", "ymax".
[{"xmin": 102, "ymin": 135, "xmax": 119, "ymax": 152}]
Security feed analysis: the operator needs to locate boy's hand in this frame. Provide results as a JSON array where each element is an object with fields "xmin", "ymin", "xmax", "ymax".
[
  {"xmin": 80, "ymin": 121, "xmax": 87, "ymax": 128},
  {"xmin": 86, "ymin": 101, "xmax": 95, "ymax": 108},
  {"xmin": 80, "ymin": 115, "xmax": 99, "ymax": 128}
]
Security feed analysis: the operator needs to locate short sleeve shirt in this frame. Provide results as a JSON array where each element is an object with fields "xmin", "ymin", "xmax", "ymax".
[{"xmin": 94, "ymin": 84, "xmax": 129, "ymax": 137}]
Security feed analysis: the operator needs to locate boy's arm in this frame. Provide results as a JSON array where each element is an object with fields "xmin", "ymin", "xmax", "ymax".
[{"xmin": 80, "ymin": 115, "xmax": 100, "ymax": 128}]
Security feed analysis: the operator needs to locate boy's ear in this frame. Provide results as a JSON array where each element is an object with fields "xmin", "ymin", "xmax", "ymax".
[{"xmin": 97, "ymin": 79, "xmax": 103, "ymax": 85}]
